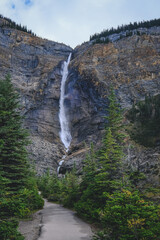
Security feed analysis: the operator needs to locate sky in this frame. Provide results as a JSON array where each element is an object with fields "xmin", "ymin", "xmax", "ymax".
[{"xmin": 0, "ymin": 0, "xmax": 160, "ymax": 48}]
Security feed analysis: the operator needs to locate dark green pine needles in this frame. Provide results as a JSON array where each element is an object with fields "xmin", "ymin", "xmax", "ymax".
[{"xmin": 0, "ymin": 75, "xmax": 29, "ymax": 194}]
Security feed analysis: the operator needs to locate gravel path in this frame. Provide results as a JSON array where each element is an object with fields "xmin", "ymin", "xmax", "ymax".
[
  {"xmin": 19, "ymin": 199, "xmax": 93, "ymax": 240},
  {"xmin": 38, "ymin": 200, "xmax": 93, "ymax": 240},
  {"xmin": 18, "ymin": 210, "xmax": 42, "ymax": 240}
]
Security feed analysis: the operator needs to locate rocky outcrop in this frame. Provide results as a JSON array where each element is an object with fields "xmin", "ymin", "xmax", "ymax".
[
  {"xmin": 65, "ymin": 31, "xmax": 160, "ymax": 146},
  {"xmin": 0, "ymin": 19, "xmax": 160, "ymax": 185},
  {"xmin": 126, "ymin": 144, "xmax": 160, "ymax": 187},
  {"xmin": 92, "ymin": 26, "xmax": 160, "ymax": 44},
  {"xmin": 72, "ymin": 31, "xmax": 160, "ymax": 108},
  {"xmin": 61, "ymin": 30, "xmax": 160, "ymax": 185},
  {"xmin": 0, "ymin": 20, "xmax": 72, "ymax": 173}
]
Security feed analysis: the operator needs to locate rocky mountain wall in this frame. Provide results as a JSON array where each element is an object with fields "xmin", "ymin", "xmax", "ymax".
[
  {"xmin": 66, "ymin": 31, "xmax": 160, "ymax": 144},
  {"xmin": 63, "ymin": 30, "xmax": 160, "ymax": 185},
  {"xmin": 0, "ymin": 21, "xmax": 159, "ymax": 184},
  {"xmin": 0, "ymin": 22, "xmax": 72, "ymax": 174}
]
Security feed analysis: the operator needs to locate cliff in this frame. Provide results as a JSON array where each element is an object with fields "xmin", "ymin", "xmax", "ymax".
[
  {"xmin": 0, "ymin": 17, "xmax": 72, "ymax": 174},
  {"xmin": 0, "ymin": 17, "xmax": 159, "ymax": 185},
  {"xmin": 62, "ymin": 29, "xmax": 160, "ymax": 186},
  {"xmin": 68, "ymin": 30, "xmax": 160, "ymax": 144}
]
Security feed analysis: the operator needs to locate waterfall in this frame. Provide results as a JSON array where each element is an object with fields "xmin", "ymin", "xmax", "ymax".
[
  {"xmin": 57, "ymin": 159, "xmax": 64, "ymax": 175},
  {"xmin": 59, "ymin": 53, "xmax": 72, "ymax": 151}
]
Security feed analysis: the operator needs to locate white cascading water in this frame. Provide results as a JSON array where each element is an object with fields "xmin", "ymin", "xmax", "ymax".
[
  {"xmin": 57, "ymin": 160, "xmax": 64, "ymax": 175},
  {"xmin": 59, "ymin": 53, "xmax": 72, "ymax": 151}
]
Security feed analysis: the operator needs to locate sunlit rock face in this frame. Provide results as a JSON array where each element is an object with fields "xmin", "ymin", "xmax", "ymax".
[
  {"xmin": 72, "ymin": 31, "xmax": 160, "ymax": 110},
  {"xmin": 62, "ymin": 29, "xmax": 160, "ymax": 185},
  {"xmin": 0, "ymin": 17, "xmax": 160, "ymax": 184}
]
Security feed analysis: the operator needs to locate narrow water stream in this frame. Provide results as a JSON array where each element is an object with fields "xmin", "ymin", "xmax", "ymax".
[{"xmin": 38, "ymin": 200, "xmax": 93, "ymax": 240}]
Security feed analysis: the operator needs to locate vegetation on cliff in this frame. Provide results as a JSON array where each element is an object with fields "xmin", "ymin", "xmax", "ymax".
[
  {"xmin": 38, "ymin": 89, "xmax": 160, "ymax": 240},
  {"xmin": 0, "ymin": 14, "xmax": 36, "ymax": 36},
  {"xmin": 90, "ymin": 18, "xmax": 160, "ymax": 44},
  {"xmin": 127, "ymin": 94, "xmax": 160, "ymax": 147},
  {"xmin": 0, "ymin": 76, "xmax": 44, "ymax": 240}
]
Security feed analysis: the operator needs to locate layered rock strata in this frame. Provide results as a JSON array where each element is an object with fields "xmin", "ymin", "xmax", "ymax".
[
  {"xmin": 0, "ymin": 19, "xmax": 159, "ymax": 184},
  {"xmin": 0, "ymin": 19, "xmax": 72, "ymax": 174},
  {"xmin": 63, "ymin": 30, "xmax": 160, "ymax": 185}
]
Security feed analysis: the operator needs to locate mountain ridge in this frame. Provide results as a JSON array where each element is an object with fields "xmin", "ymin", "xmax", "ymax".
[{"xmin": 0, "ymin": 16, "xmax": 159, "ymax": 186}]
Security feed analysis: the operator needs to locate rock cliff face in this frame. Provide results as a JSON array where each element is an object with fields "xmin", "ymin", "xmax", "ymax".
[
  {"xmin": 63, "ymin": 30, "xmax": 160, "ymax": 186},
  {"xmin": 0, "ymin": 18, "xmax": 159, "ymax": 185},
  {"xmin": 0, "ymin": 18, "xmax": 72, "ymax": 174}
]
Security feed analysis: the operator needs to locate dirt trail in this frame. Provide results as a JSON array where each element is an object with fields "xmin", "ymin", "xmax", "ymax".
[{"xmin": 38, "ymin": 200, "xmax": 93, "ymax": 240}]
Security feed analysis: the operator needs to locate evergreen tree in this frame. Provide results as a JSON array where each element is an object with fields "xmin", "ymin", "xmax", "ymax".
[
  {"xmin": 80, "ymin": 143, "xmax": 98, "ymax": 191},
  {"xmin": 105, "ymin": 87, "xmax": 124, "ymax": 142},
  {"xmin": 0, "ymin": 75, "xmax": 43, "ymax": 239},
  {"xmin": 98, "ymin": 190, "xmax": 160, "ymax": 240},
  {"xmin": 75, "ymin": 88, "xmax": 125, "ymax": 220},
  {"xmin": 90, "ymin": 18, "xmax": 160, "ymax": 43},
  {"xmin": 95, "ymin": 88, "xmax": 125, "ymax": 196},
  {"xmin": 61, "ymin": 164, "xmax": 80, "ymax": 208},
  {"xmin": 0, "ymin": 75, "xmax": 30, "ymax": 193},
  {"xmin": 127, "ymin": 94, "xmax": 160, "ymax": 147},
  {"xmin": 96, "ymin": 127, "xmax": 123, "ymax": 197}
]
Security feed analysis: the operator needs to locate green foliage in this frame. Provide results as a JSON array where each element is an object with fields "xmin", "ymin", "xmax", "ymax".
[
  {"xmin": 0, "ymin": 219, "xmax": 24, "ymax": 240},
  {"xmin": 74, "ymin": 144, "xmax": 100, "ymax": 220},
  {"xmin": 60, "ymin": 167, "xmax": 80, "ymax": 208},
  {"xmin": 0, "ymin": 172, "xmax": 10, "ymax": 197},
  {"xmin": 0, "ymin": 185, "xmax": 43, "ymax": 239},
  {"xmin": 127, "ymin": 94, "xmax": 160, "ymax": 147},
  {"xmin": 75, "ymin": 88, "xmax": 125, "ymax": 220},
  {"xmin": 38, "ymin": 88, "xmax": 160, "ymax": 240},
  {"xmin": 98, "ymin": 128, "xmax": 123, "ymax": 182},
  {"xmin": 95, "ymin": 88, "xmax": 125, "ymax": 195},
  {"xmin": 93, "ymin": 37, "xmax": 109, "ymax": 44},
  {"xmin": 0, "ymin": 75, "xmax": 30, "ymax": 193},
  {"xmin": 38, "ymin": 166, "xmax": 80, "ymax": 209},
  {"xmin": 105, "ymin": 88, "xmax": 125, "ymax": 142},
  {"xmin": 129, "ymin": 171, "xmax": 146, "ymax": 187},
  {"xmin": 0, "ymin": 76, "xmax": 43, "ymax": 239},
  {"xmin": 37, "ymin": 170, "xmax": 62, "ymax": 201},
  {"xmin": 0, "ymin": 14, "xmax": 36, "ymax": 36},
  {"xmin": 74, "ymin": 193, "xmax": 100, "ymax": 220},
  {"xmin": 80, "ymin": 143, "xmax": 98, "ymax": 193},
  {"xmin": 99, "ymin": 190, "xmax": 160, "ymax": 240}
]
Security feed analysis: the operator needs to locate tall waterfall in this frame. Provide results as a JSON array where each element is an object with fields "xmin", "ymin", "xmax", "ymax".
[{"xmin": 59, "ymin": 53, "xmax": 72, "ymax": 151}]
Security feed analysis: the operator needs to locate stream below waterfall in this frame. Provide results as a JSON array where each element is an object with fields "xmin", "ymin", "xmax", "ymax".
[{"xmin": 38, "ymin": 199, "xmax": 93, "ymax": 240}]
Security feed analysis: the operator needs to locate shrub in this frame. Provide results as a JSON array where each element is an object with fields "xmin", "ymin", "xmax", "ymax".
[
  {"xmin": 99, "ymin": 190, "xmax": 160, "ymax": 239},
  {"xmin": 0, "ymin": 219, "xmax": 24, "ymax": 240}
]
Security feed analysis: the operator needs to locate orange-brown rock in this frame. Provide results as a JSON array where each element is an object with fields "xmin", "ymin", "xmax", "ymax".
[
  {"xmin": 62, "ymin": 32, "xmax": 160, "ymax": 185},
  {"xmin": 72, "ymin": 34, "xmax": 160, "ymax": 108},
  {"xmin": 0, "ymin": 19, "xmax": 160, "ymax": 183}
]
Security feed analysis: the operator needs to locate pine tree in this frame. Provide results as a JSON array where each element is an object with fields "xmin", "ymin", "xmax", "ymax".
[
  {"xmin": 0, "ymin": 76, "xmax": 43, "ymax": 240},
  {"xmin": 0, "ymin": 75, "xmax": 29, "ymax": 193},
  {"xmin": 95, "ymin": 88, "xmax": 125, "ymax": 195},
  {"xmin": 105, "ymin": 87, "xmax": 124, "ymax": 142},
  {"xmin": 75, "ymin": 89, "xmax": 126, "ymax": 219},
  {"xmin": 61, "ymin": 164, "xmax": 80, "ymax": 208},
  {"xmin": 96, "ymin": 127, "xmax": 124, "ymax": 196},
  {"xmin": 99, "ymin": 190, "xmax": 160, "ymax": 240},
  {"xmin": 80, "ymin": 143, "xmax": 98, "ymax": 191}
]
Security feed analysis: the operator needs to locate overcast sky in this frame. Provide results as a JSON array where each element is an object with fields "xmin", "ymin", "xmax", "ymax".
[{"xmin": 0, "ymin": 0, "xmax": 160, "ymax": 48}]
